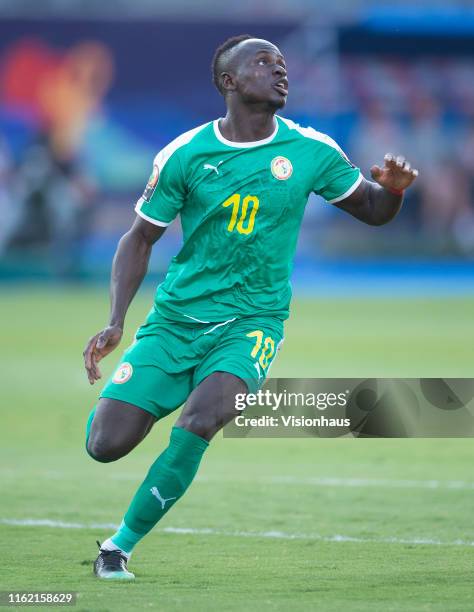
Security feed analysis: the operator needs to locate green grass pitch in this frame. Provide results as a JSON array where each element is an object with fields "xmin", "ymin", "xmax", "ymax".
[{"xmin": 1, "ymin": 287, "xmax": 474, "ymax": 611}]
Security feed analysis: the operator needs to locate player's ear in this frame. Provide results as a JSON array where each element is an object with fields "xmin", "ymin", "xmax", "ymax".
[{"xmin": 221, "ymin": 71, "xmax": 236, "ymax": 94}]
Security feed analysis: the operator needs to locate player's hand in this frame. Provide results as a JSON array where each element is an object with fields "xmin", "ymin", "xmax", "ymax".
[
  {"xmin": 370, "ymin": 154, "xmax": 419, "ymax": 192},
  {"xmin": 83, "ymin": 325, "xmax": 123, "ymax": 385}
]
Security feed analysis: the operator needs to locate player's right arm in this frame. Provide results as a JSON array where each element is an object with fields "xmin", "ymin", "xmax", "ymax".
[
  {"xmin": 84, "ymin": 134, "xmax": 189, "ymax": 384},
  {"xmin": 83, "ymin": 216, "xmax": 165, "ymax": 385}
]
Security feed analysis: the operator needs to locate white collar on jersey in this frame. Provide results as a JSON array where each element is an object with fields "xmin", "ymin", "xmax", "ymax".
[{"xmin": 213, "ymin": 117, "xmax": 279, "ymax": 148}]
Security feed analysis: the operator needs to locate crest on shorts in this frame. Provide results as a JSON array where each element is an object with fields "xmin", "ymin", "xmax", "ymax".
[
  {"xmin": 112, "ymin": 362, "xmax": 133, "ymax": 384},
  {"xmin": 142, "ymin": 164, "xmax": 160, "ymax": 202},
  {"xmin": 271, "ymin": 156, "xmax": 293, "ymax": 180}
]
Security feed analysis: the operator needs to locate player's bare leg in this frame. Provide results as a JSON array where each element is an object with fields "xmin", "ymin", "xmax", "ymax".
[
  {"xmin": 86, "ymin": 398, "xmax": 157, "ymax": 463},
  {"xmin": 93, "ymin": 371, "xmax": 246, "ymax": 579},
  {"xmin": 175, "ymin": 371, "xmax": 246, "ymax": 440}
]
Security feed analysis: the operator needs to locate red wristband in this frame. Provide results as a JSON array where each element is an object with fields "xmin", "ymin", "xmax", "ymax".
[{"xmin": 387, "ymin": 186, "xmax": 404, "ymax": 196}]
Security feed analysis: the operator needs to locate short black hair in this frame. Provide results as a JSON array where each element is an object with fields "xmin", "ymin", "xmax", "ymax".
[{"xmin": 212, "ymin": 34, "xmax": 254, "ymax": 95}]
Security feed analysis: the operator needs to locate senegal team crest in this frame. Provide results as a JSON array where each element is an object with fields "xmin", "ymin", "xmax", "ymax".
[
  {"xmin": 271, "ymin": 156, "xmax": 293, "ymax": 180},
  {"xmin": 112, "ymin": 362, "xmax": 133, "ymax": 384},
  {"xmin": 142, "ymin": 164, "xmax": 160, "ymax": 202}
]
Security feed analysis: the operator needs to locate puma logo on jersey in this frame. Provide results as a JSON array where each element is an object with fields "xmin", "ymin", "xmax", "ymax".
[
  {"xmin": 150, "ymin": 486, "xmax": 177, "ymax": 509},
  {"xmin": 203, "ymin": 161, "xmax": 224, "ymax": 175}
]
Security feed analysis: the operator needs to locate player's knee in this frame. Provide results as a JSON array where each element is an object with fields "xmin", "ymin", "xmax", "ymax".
[
  {"xmin": 86, "ymin": 435, "xmax": 126, "ymax": 463},
  {"xmin": 176, "ymin": 410, "xmax": 216, "ymax": 441}
]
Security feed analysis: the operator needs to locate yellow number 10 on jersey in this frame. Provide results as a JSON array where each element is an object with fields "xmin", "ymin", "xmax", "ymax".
[{"xmin": 222, "ymin": 194, "xmax": 259, "ymax": 235}]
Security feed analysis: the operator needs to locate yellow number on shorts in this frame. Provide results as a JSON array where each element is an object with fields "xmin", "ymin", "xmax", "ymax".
[
  {"xmin": 246, "ymin": 330, "xmax": 263, "ymax": 358},
  {"xmin": 246, "ymin": 330, "xmax": 275, "ymax": 370},
  {"xmin": 259, "ymin": 336, "xmax": 275, "ymax": 369},
  {"xmin": 222, "ymin": 194, "xmax": 259, "ymax": 235}
]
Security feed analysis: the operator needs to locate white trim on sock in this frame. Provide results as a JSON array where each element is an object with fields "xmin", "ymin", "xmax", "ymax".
[{"xmin": 101, "ymin": 537, "xmax": 131, "ymax": 559}]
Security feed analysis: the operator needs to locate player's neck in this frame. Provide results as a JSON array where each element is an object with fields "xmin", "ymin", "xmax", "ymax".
[{"xmin": 219, "ymin": 108, "xmax": 277, "ymax": 143}]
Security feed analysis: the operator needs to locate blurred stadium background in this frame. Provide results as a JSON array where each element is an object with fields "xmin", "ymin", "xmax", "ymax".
[
  {"xmin": 1, "ymin": 0, "xmax": 474, "ymax": 291},
  {"xmin": 2, "ymin": 2, "xmax": 474, "ymax": 609}
]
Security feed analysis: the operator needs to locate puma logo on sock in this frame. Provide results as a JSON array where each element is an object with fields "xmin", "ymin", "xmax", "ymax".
[{"xmin": 150, "ymin": 486, "xmax": 177, "ymax": 509}]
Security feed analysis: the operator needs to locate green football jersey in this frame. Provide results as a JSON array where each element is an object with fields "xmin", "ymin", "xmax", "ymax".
[{"xmin": 135, "ymin": 115, "xmax": 361, "ymax": 323}]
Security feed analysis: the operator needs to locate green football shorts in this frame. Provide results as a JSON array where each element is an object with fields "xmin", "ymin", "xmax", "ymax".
[{"xmin": 100, "ymin": 307, "xmax": 284, "ymax": 420}]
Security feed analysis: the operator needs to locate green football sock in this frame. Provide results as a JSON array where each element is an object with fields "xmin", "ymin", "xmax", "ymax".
[
  {"xmin": 85, "ymin": 406, "xmax": 96, "ymax": 459},
  {"xmin": 110, "ymin": 426, "xmax": 209, "ymax": 553}
]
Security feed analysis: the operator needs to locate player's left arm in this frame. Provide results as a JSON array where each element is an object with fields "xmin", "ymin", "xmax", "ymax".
[{"xmin": 334, "ymin": 154, "xmax": 419, "ymax": 226}]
